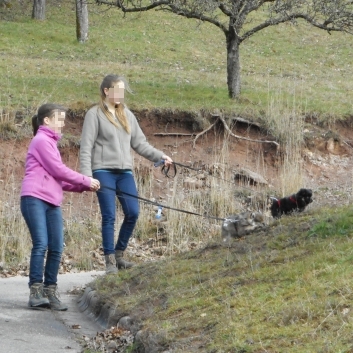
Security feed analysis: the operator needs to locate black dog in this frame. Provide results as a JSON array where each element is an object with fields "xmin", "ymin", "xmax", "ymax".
[{"xmin": 270, "ymin": 188, "xmax": 313, "ymax": 218}]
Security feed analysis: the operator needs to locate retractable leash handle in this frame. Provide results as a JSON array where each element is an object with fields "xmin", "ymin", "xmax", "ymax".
[
  {"xmin": 154, "ymin": 160, "xmax": 178, "ymax": 178},
  {"xmin": 154, "ymin": 159, "xmax": 165, "ymax": 167}
]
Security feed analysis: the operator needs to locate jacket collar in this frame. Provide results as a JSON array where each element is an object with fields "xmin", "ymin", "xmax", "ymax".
[{"xmin": 37, "ymin": 125, "xmax": 61, "ymax": 141}]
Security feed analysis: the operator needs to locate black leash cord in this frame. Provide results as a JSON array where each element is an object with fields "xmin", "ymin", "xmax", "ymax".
[
  {"xmin": 99, "ymin": 185, "xmax": 225, "ymax": 222},
  {"xmin": 161, "ymin": 163, "xmax": 177, "ymax": 178},
  {"xmin": 158, "ymin": 160, "xmax": 236, "ymax": 184},
  {"xmin": 155, "ymin": 160, "xmax": 202, "ymax": 179},
  {"xmin": 156, "ymin": 160, "xmax": 267, "ymax": 195}
]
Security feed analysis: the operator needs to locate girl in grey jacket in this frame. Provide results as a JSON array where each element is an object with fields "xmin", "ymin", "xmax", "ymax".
[{"xmin": 80, "ymin": 74, "xmax": 173, "ymax": 274}]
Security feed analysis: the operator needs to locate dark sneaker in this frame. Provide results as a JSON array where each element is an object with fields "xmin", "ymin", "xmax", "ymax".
[
  {"xmin": 43, "ymin": 285, "xmax": 68, "ymax": 311},
  {"xmin": 28, "ymin": 283, "xmax": 50, "ymax": 308}
]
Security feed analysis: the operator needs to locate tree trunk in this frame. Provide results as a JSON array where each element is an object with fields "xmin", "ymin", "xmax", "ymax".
[
  {"xmin": 226, "ymin": 30, "xmax": 241, "ymax": 98},
  {"xmin": 76, "ymin": 0, "xmax": 89, "ymax": 43},
  {"xmin": 32, "ymin": 0, "xmax": 45, "ymax": 20}
]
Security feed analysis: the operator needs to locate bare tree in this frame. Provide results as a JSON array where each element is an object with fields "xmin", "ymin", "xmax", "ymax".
[
  {"xmin": 95, "ymin": 0, "xmax": 353, "ymax": 98},
  {"xmin": 76, "ymin": 0, "xmax": 89, "ymax": 43},
  {"xmin": 32, "ymin": 0, "xmax": 45, "ymax": 20}
]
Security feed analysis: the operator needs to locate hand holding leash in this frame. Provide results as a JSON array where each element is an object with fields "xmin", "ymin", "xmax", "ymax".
[
  {"xmin": 161, "ymin": 155, "xmax": 173, "ymax": 166},
  {"xmin": 154, "ymin": 155, "xmax": 176, "ymax": 178},
  {"xmin": 154, "ymin": 155, "xmax": 173, "ymax": 168}
]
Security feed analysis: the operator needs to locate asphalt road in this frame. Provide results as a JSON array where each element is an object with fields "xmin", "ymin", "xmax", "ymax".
[{"xmin": 0, "ymin": 271, "xmax": 105, "ymax": 353}]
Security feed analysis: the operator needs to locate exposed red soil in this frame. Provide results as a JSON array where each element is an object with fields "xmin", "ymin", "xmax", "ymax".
[{"xmin": 2, "ymin": 110, "xmax": 353, "ymax": 210}]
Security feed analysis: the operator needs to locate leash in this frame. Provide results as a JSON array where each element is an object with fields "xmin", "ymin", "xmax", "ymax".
[
  {"xmin": 99, "ymin": 184, "xmax": 226, "ymax": 222},
  {"xmin": 154, "ymin": 159, "xmax": 267, "ymax": 194},
  {"xmin": 155, "ymin": 159, "xmax": 237, "ymax": 184},
  {"xmin": 154, "ymin": 159, "xmax": 178, "ymax": 178},
  {"xmin": 95, "ymin": 159, "xmax": 269, "ymax": 222}
]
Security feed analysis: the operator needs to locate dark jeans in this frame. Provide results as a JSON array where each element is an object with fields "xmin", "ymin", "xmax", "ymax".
[
  {"xmin": 20, "ymin": 196, "xmax": 63, "ymax": 287},
  {"xmin": 93, "ymin": 171, "xmax": 139, "ymax": 255}
]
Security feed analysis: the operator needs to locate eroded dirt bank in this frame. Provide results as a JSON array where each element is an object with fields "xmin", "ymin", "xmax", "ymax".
[{"xmin": 2, "ymin": 109, "xmax": 353, "ymax": 204}]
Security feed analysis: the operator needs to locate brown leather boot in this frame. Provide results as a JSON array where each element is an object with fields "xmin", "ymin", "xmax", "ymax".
[{"xmin": 115, "ymin": 250, "xmax": 135, "ymax": 269}]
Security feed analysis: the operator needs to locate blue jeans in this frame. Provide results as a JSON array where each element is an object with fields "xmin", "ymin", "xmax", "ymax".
[
  {"xmin": 20, "ymin": 196, "xmax": 63, "ymax": 287},
  {"xmin": 93, "ymin": 171, "xmax": 139, "ymax": 255}
]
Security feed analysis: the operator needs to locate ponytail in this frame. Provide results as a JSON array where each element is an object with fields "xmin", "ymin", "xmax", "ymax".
[
  {"xmin": 32, "ymin": 114, "xmax": 40, "ymax": 136},
  {"xmin": 32, "ymin": 103, "xmax": 67, "ymax": 136}
]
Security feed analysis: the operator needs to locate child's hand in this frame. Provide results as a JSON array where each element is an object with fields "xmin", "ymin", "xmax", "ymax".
[{"xmin": 89, "ymin": 178, "xmax": 100, "ymax": 191}]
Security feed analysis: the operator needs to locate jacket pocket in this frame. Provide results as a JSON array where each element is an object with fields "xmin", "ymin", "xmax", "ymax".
[{"xmin": 93, "ymin": 143, "xmax": 104, "ymax": 164}]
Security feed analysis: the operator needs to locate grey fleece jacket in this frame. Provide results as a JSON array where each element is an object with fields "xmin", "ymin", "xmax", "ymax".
[{"xmin": 79, "ymin": 105, "xmax": 164, "ymax": 176}]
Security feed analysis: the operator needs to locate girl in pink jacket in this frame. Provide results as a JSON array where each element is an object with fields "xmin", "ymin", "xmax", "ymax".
[{"xmin": 20, "ymin": 103, "xmax": 100, "ymax": 310}]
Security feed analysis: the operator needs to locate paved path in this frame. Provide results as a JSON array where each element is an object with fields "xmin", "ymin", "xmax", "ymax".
[{"xmin": 0, "ymin": 271, "xmax": 105, "ymax": 353}]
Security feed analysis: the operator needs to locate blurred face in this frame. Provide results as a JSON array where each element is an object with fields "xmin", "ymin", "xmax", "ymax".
[
  {"xmin": 104, "ymin": 81, "xmax": 125, "ymax": 105},
  {"xmin": 45, "ymin": 111, "xmax": 66, "ymax": 134}
]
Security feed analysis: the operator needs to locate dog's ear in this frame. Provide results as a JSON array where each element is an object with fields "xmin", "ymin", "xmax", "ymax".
[{"xmin": 298, "ymin": 188, "xmax": 312, "ymax": 197}]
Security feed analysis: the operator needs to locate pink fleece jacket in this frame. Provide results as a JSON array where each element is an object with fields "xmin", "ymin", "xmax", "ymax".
[{"xmin": 21, "ymin": 126, "xmax": 91, "ymax": 206}]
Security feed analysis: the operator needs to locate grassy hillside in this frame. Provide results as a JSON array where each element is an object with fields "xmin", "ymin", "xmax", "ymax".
[
  {"xmin": 90, "ymin": 206, "xmax": 353, "ymax": 353},
  {"xmin": 0, "ymin": 0, "xmax": 352, "ymax": 119}
]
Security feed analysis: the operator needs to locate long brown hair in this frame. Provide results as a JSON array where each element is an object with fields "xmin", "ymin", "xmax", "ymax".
[
  {"xmin": 99, "ymin": 74, "xmax": 132, "ymax": 134},
  {"xmin": 31, "ymin": 103, "xmax": 66, "ymax": 136}
]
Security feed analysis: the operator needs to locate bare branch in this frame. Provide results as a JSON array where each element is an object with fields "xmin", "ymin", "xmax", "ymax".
[
  {"xmin": 96, "ymin": 0, "xmax": 170, "ymax": 12},
  {"xmin": 191, "ymin": 114, "xmax": 279, "ymax": 148},
  {"xmin": 192, "ymin": 117, "xmax": 219, "ymax": 149},
  {"xmin": 241, "ymin": 15, "xmax": 294, "ymax": 41},
  {"xmin": 166, "ymin": 4, "xmax": 228, "ymax": 33},
  {"xmin": 154, "ymin": 133, "xmax": 195, "ymax": 136},
  {"xmin": 219, "ymin": 2, "xmax": 232, "ymax": 17},
  {"xmin": 217, "ymin": 114, "xmax": 279, "ymax": 147}
]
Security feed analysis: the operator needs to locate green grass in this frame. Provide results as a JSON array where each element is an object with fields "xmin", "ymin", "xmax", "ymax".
[
  {"xmin": 1, "ymin": 0, "xmax": 353, "ymax": 119},
  {"xmin": 90, "ymin": 206, "xmax": 353, "ymax": 352}
]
